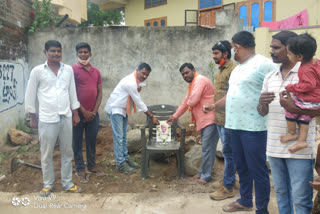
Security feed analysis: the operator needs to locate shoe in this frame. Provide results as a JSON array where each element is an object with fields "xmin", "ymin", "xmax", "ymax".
[
  {"xmin": 66, "ymin": 185, "xmax": 82, "ymax": 193},
  {"xmin": 126, "ymin": 159, "xmax": 140, "ymax": 169},
  {"xmin": 209, "ymin": 186, "xmax": 235, "ymax": 201},
  {"xmin": 75, "ymin": 171, "xmax": 89, "ymax": 183},
  {"xmin": 88, "ymin": 168, "xmax": 105, "ymax": 177},
  {"xmin": 40, "ymin": 187, "xmax": 53, "ymax": 197},
  {"xmin": 118, "ymin": 161, "xmax": 136, "ymax": 173}
]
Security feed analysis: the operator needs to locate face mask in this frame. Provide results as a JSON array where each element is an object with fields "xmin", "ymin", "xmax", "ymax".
[
  {"xmin": 78, "ymin": 57, "xmax": 90, "ymax": 65},
  {"xmin": 138, "ymin": 82, "xmax": 146, "ymax": 87},
  {"xmin": 218, "ymin": 58, "xmax": 225, "ymax": 66},
  {"xmin": 231, "ymin": 48, "xmax": 238, "ymax": 55}
]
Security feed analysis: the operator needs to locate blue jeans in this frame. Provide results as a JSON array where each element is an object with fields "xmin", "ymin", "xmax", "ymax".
[
  {"xmin": 229, "ymin": 129, "xmax": 270, "ymax": 214},
  {"xmin": 197, "ymin": 123, "xmax": 219, "ymax": 182},
  {"xmin": 73, "ymin": 113, "xmax": 100, "ymax": 172},
  {"xmin": 108, "ymin": 113, "xmax": 129, "ymax": 167},
  {"xmin": 216, "ymin": 124, "xmax": 236, "ymax": 190},
  {"xmin": 268, "ymin": 156, "xmax": 314, "ymax": 214}
]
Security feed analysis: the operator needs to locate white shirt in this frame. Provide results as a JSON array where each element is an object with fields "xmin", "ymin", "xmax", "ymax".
[
  {"xmin": 105, "ymin": 72, "xmax": 148, "ymax": 116},
  {"xmin": 25, "ymin": 62, "xmax": 80, "ymax": 123},
  {"xmin": 262, "ymin": 62, "xmax": 316, "ymax": 159}
]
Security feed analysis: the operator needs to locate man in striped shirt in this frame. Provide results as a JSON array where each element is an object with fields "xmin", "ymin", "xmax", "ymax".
[{"xmin": 258, "ymin": 31, "xmax": 319, "ymax": 214}]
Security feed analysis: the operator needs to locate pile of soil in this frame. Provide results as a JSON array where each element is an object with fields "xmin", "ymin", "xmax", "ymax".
[{"xmin": 0, "ymin": 125, "xmax": 224, "ymax": 195}]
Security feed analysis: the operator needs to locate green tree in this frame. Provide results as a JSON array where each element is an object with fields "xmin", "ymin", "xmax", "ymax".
[
  {"xmin": 29, "ymin": 0, "xmax": 60, "ymax": 33},
  {"xmin": 79, "ymin": 2, "xmax": 124, "ymax": 27}
]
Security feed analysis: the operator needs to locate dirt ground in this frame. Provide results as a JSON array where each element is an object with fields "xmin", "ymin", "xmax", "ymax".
[
  {"xmin": 3, "ymin": 124, "xmax": 317, "ymax": 213},
  {"xmin": 0, "ymin": 125, "xmax": 226, "ymax": 195}
]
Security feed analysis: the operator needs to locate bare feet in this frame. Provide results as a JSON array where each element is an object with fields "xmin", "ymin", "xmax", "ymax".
[
  {"xmin": 288, "ymin": 141, "xmax": 308, "ymax": 153},
  {"xmin": 280, "ymin": 133, "xmax": 298, "ymax": 143},
  {"xmin": 196, "ymin": 178, "xmax": 208, "ymax": 185},
  {"xmin": 193, "ymin": 174, "xmax": 200, "ymax": 179}
]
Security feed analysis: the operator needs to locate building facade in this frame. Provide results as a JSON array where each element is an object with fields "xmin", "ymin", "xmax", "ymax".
[
  {"xmin": 96, "ymin": 0, "xmax": 319, "ymax": 28},
  {"xmin": 51, "ymin": 0, "xmax": 88, "ymax": 24}
]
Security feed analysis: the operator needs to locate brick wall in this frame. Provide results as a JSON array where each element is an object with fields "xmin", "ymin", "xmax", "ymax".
[
  {"xmin": 0, "ymin": 0, "xmax": 33, "ymax": 60},
  {"xmin": 0, "ymin": 0, "xmax": 33, "ymax": 146}
]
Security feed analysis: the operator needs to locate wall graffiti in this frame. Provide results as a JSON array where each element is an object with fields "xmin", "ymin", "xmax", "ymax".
[{"xmin": 0, "ymin": 62, "xmax": 24, "ymax": 113}]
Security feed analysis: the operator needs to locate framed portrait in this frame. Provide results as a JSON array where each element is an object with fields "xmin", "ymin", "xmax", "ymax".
[{"xmin": 156, "ymin": 121, "xmax": 171, "ymax": 142}]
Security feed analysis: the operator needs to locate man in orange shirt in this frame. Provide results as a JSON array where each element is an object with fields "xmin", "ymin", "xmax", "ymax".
[{"xmin": 167, "ymin": 63, "xmax": 218, "ymax": 185}]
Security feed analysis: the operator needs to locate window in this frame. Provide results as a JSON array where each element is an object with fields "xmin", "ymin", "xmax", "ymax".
[
  {"xmin": 145, "ymin": 0, "xmax": 167, "ymax": 9},
  {"xmin": 185, "ymin": 10, "xmax": 198, "ymax": 26},
  {"xmin": 240, "ymin": 5, "xmax": 247, "ymax": 26},
  {"xmin": 236, "ymin": 0, "xmax": 275, "ymax": 29},
  {"xmin": 264, "ymin": 1, "xmax": 273, "ymax": 22},
  {"xmin": 251, "ymin": 3, "xmax": 259, "ymax": 29},
  {"xmin": 199, "ymin": 0, "xmax": 222, "ymax": 9},
  {"xmin": 198, "ymin": 0, "xmax": 222, "ymax": 26},
  {"xmin": 144, "ymin": 17, "xmax": 167, "ymax": 26}
]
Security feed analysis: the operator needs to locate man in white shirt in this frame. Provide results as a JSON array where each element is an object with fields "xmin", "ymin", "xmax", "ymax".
[
  {"xmin": 25, "ymin": 40, "xmax": 81, "ymax": 197},
  {"xmin": 105, "ymin": 63, "xmax": 159, "ymax": 173},
  {"xmin": 258, "ymin": 31, "xmax": 320, "ymax": 214}
]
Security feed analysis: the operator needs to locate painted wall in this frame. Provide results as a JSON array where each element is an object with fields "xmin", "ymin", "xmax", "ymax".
[
  {"xmin": 224, "ymin": 0, "xmax": 320, "ymax": 26},
  {"xmin": 28, "ymin": 10, "xmax": 240, "ymax": 128},
  {"xmin": 255, "ymin": 27, "xmax": 320, "ymax": 60},
  {"xmin": 125, "ymin": 0, "xmax": 198, "ymax": 26},
  {"xmin": 0, "ymin": 0, "xmax": 32, "ymax": 146},
  {"xmin": 0, "ymin": 60, "xmax": 28, "ymax": 145},
  {"xmin": 275, "ymin": 0, "xmax": 319, "ymax": 26}
]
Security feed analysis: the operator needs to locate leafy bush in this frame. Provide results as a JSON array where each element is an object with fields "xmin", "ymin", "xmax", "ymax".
[
  {"xmin": 79, "ymin": 2, "xmax": 124, "ymax": 27},
  {"xmin": 29, "ymin": 0, "xmax": 60, "ymax": 33}
]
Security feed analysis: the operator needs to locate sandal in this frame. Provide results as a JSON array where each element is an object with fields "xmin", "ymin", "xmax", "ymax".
[
  {"xmin": 88, "ymin": 168, "xmax": 105, "ymax": 177},
  {"xmin": 40, "ymin": 187, "xmax": 52, "ymax": 197},
  {"xmin": 223, "ymin": 201, "xmax": 253, "ymax": 212},
  {"xmin": 75, "ymin": 171, "xmax": 89, "ymax": 183},
  {"xmin": 66, "ymin": 185, "xmax": 82, "ymax": 193},
  {"xmin": 196, "ymin": 178, "xmax": 208, "ymax": 185}
]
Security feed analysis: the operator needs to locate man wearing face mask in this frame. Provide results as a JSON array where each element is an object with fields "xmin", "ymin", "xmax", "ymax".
[
  {"xmin": 222, "ymin": 31, "xmax": 277, "ymax": 213},
  {"xmin": 203, "ymin": 40, "xmax": 237, "ymax": 200},
  {"xmin": 72, "ymin": 42, "xmax": 104, "ymax": 183},
  {"xmin": 105, "ymin": 63, "xmax": 160, "ymax": 173}
]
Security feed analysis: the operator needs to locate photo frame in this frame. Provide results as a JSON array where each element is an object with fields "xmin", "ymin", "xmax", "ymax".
[{"xmin": 156, "ymin": 121, "xmax": 171, "ymax": 143}]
